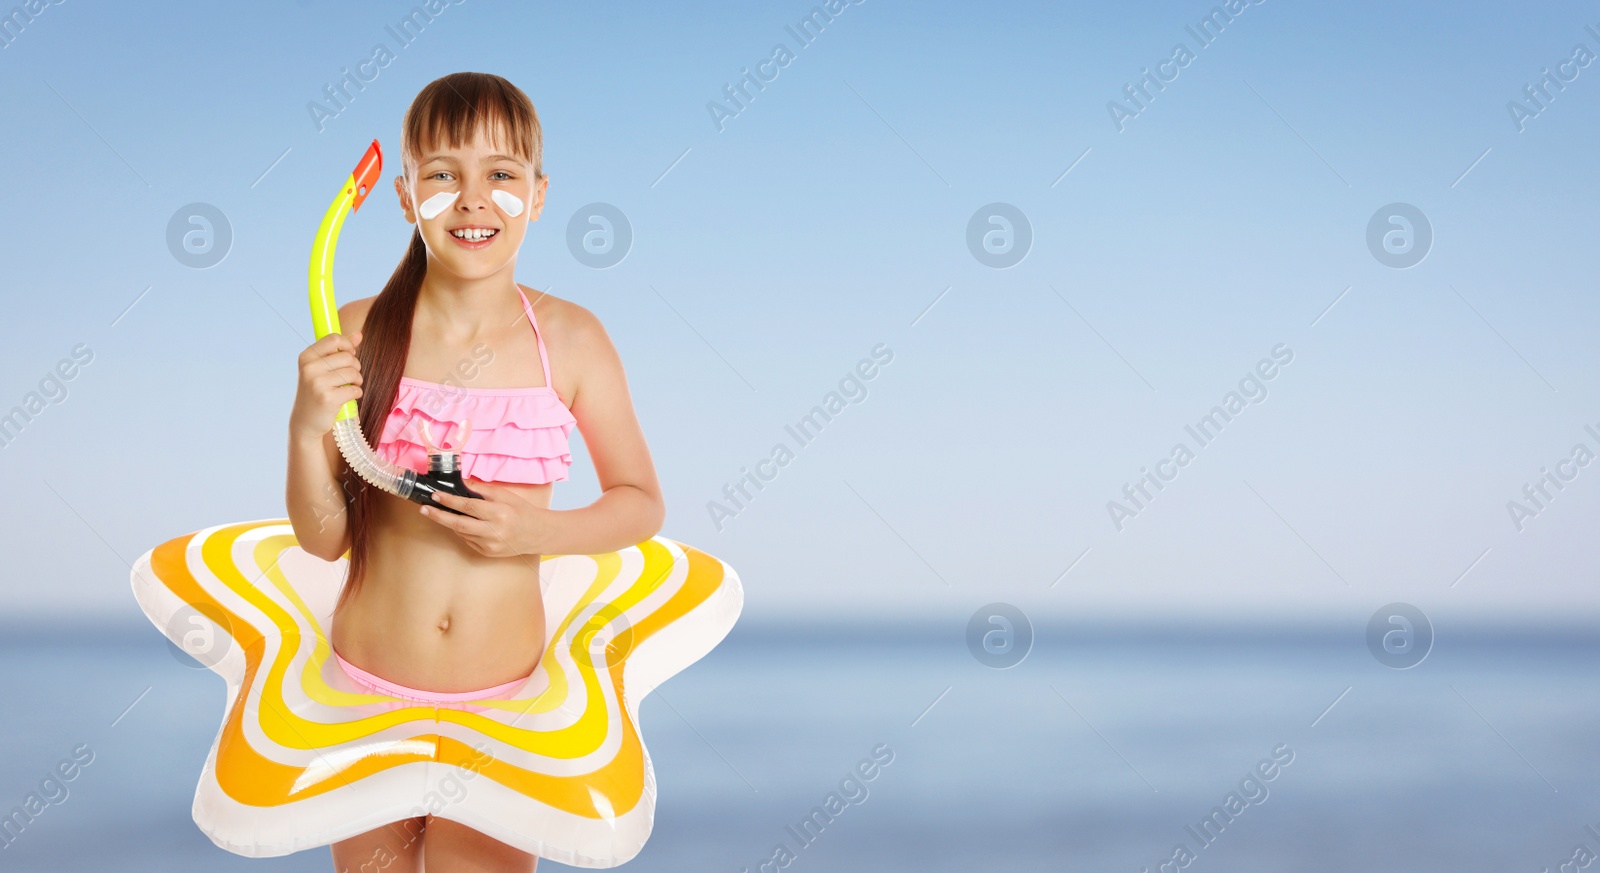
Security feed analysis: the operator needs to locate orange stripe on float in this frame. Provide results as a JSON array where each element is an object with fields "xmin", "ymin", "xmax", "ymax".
[
  {"xmin": 149, "ymin": 522, "xmax": 730, "ymax": 817},
  {"xmin": 152, "ymin": 526, "xmax": 436, "ymax": 805}
]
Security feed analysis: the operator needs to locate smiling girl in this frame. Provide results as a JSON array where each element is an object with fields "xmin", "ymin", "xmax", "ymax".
[{"xmin": 285, "ymin": 72, "xmax": 664, "ymax": 872}]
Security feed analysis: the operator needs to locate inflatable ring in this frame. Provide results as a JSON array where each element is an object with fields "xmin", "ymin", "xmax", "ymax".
[{"xmin": 130, "ymin": 519, "xmax": 742, "ymax": 866}]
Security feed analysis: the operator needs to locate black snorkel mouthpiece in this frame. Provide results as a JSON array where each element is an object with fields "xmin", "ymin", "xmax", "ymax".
[{"xmin": 403, "ymin": 449, "xmax": 483, "ymax": 515}]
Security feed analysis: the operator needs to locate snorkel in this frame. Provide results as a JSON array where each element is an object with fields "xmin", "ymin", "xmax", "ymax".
[{"xmin": 308, "ymin": 139, "xmax": 482, "ymax": 515}]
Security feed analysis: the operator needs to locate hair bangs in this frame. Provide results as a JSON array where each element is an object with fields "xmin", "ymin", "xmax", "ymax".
[{"xmin": 401, "ymin": 72, "xmax": 543, "ymax": 177}]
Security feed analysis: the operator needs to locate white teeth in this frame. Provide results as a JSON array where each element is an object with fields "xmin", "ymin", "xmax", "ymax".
[{"xmin": 450, "ymin": 228, "xmax": 497, "ymax": 241}]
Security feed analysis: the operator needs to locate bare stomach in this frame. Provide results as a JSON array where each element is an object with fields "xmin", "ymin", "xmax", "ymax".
[{"xmin": 329, "ymin": 483, "xmax": 549, "ymax": 693}]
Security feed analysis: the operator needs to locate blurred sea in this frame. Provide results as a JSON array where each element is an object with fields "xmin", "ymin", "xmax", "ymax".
[{"xmin": 0, "ymin": 617, "xmax": 1596, "ymax": 872}]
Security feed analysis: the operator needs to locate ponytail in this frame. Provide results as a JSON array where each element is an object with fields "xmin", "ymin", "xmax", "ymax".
[{"xmin": 335, "ymin": 228, "xmax": 427, "ymax": 612}]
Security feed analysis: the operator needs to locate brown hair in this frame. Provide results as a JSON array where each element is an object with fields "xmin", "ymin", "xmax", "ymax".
[{"xmin": 335, "ymin": 72, "xmax": 545, "ymax": 611}]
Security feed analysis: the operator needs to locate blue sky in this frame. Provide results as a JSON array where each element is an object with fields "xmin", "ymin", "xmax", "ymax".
[{"xmin": 2, "ymin": 0, "xmax": 1598, "ymax": 627}]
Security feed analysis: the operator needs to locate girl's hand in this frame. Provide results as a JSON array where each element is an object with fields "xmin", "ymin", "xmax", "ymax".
[
  {"xmin": 290, "ymin": 331, "xmax": 363, "ymax": 444},
  {"xmin": 420, "ymin": 482, "xmax": 551, "ymax": 558}
]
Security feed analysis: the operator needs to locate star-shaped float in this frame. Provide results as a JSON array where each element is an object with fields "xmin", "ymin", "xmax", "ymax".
[{"xmin": 131, "ymin": 519, "xmax": 742, "ymax": 867}]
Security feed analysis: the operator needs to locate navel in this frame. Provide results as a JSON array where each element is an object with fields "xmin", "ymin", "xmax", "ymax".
[{"xmin": 437, "ymin": 615, "xmax": 451, "ymax": 633}]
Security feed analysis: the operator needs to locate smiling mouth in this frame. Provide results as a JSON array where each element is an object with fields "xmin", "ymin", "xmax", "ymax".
[{"xmin": 449, "ymin": 228, "xmax": 499, "ymax": 242}]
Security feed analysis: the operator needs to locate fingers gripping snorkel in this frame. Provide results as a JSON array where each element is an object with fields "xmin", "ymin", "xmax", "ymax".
[{"xmin": 307, "ymin": 139, "xmax": 482, "ymax": 515}]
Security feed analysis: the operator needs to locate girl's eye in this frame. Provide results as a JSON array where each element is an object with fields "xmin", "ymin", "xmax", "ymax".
[
  {"xmin": 490, "ymin": 171, "xmax": 513, "ymax": 181},
  {"xmin": 430, "ymin": 171, "xmax": 454, "ymax": 181}
]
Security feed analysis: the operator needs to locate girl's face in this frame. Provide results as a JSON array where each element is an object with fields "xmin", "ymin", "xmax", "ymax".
[{"xmin": 394, "ymin": 126, "xmax": 547, "ymax": 281}]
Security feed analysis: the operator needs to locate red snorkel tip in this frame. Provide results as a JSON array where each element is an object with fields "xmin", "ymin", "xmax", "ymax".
[{"xmin": 350, "ymin": 139, "xmax": 382, "ymax": 211}]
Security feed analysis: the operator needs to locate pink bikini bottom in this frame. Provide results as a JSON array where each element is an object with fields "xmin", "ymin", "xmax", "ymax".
[{"xmin": 332, "ymin": 649, "xmax": 533, "ymax": 703}]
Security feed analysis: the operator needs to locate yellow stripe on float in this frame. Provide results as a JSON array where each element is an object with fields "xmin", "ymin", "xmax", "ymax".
[{"xmin": 149, "ymin": 520, "xmax": 728, "ymax": 816}]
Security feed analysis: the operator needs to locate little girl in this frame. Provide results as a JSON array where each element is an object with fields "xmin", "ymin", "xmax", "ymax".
[{"xmin": 285, "ymin": 72, "xmax": 664, "ymax": 872}]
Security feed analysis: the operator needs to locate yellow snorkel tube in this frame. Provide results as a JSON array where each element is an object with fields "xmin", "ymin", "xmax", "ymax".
[{"xmin": 308, "ymin": 139, "xmax": 480, "ymax": 513}]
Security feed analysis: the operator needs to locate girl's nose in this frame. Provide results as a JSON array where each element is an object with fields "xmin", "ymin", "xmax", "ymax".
[{"xmin": 457, "ymin": 177, "xmax": 493, "ymax": 209}]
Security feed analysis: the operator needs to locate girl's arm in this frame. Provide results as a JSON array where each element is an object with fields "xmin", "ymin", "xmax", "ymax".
[
  {"xmin": 285, "ymin": 303, "xmax": 368, "ymax": 561},
  {"xmin": 538, "ymin": 306, "xmax": 666, "ymax": 555},
  {"xmin": 286, "ymin": 428, "xmax": 351, "ymax": 561}
]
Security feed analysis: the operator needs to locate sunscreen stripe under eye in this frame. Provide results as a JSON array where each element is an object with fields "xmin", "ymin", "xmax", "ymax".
[
  {"xmin": 418, "ymin": 190, "xmax": 459, "ymax": 220},
  {"xmin": 491, "ymin": 189, "xmax": 525, "ymax": 217}
]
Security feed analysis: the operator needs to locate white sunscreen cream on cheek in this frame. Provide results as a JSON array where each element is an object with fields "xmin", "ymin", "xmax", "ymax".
[
  {"xmin": 490, "ymin": 189, "xmax": 525, "ymax": 217},
  {"xmin": 417, "ymin": 190, "xmax": 459, "ymax": 221}
]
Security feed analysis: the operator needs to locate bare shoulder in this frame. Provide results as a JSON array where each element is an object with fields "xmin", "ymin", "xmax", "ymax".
[
  {"xmin": 519, "ymin": 286, "xmax": 619, "ymax": 402},
  {"xmin": 519, "ymin": 285, "xmax": 611, "ymax": 357},
  {"xmin": 336, "ymin": 295, "xmax": 377, "ymax": 336}
]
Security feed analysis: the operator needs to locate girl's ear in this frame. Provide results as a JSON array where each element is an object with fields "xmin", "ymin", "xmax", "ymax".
[
  {"xmin": 529, "ymin": 174, "xmax": 548, "ymax": 221},
  {"xmin": 394, "ymin": 175, "xmax": 414, "ymax": 224}
]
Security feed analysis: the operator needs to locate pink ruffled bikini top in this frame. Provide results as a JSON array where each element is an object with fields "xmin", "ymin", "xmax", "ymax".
[{"xmin": 375, "ymin": 287, "xmax": 576, "ymax": 485}]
